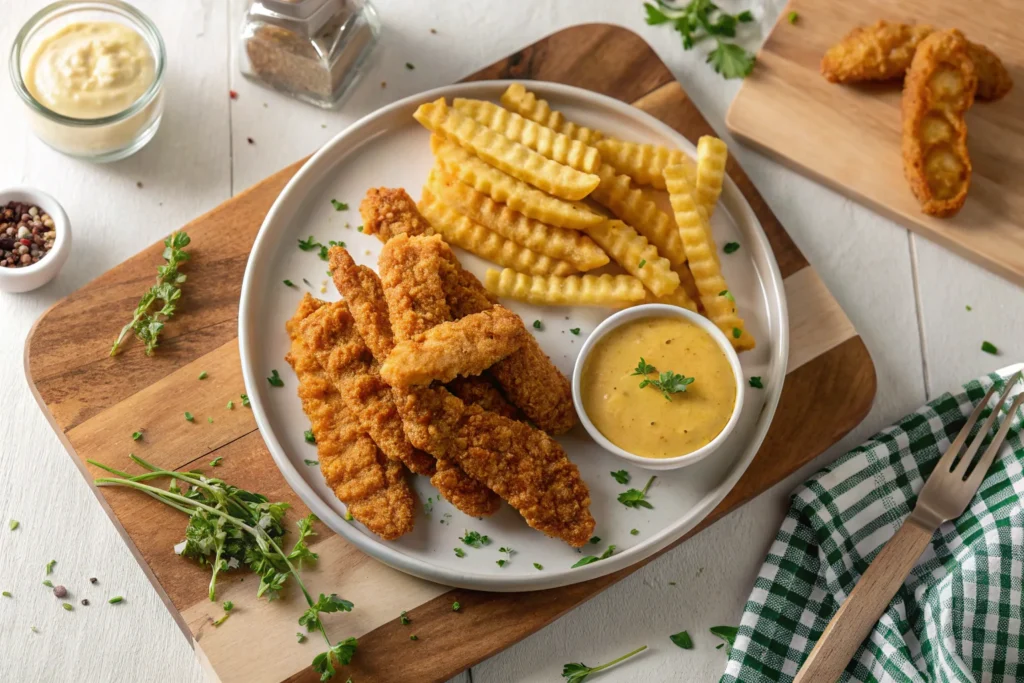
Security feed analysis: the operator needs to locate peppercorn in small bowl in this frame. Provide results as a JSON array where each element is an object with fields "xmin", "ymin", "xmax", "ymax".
[{"xmin": 0, "ymin": 187, "xmax": 71, "ymax": 293}]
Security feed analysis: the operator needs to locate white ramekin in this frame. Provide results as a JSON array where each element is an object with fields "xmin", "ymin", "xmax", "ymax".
[
  {"xmin": 571, "ymin": 303, "xmax": 745, "ymax": 471},
  {"xmin": 0, "ymin": 187, "xmax": 71, "ymax": 293}
]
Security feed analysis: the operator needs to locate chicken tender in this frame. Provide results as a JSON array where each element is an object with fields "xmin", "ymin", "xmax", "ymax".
[
  {"xmin": 446, "ymin": 376, "xmax": 520, "ymax": 420},
  {"xmin": 298, "ymin": 301, "xmax": 436, "ymax": 476},
  {"xmin": 380, "ymin": 306, "xmax": 529, "ymax": 387},
  {"xmin": 285, "ymin": 295, "xmax": 415, "ymax": 540},
  {"xmin": 360, "ymin": 187, "xmax": 435, "ymax": 242},
  {"xmin": 902, "ymin": 29, "xmax": 977, "ymax": 217},
  {"xmin": 821, "ymin": 21, "xmax": 1011, "ymax": 101}
]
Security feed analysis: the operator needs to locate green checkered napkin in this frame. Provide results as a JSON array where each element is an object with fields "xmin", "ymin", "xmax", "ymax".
[{"xmin": 722, "ymin": 365, "xmax": 1024, "ymax": 683}]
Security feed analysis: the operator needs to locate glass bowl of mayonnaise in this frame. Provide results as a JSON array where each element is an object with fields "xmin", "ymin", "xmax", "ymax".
[{"xmin": 10, "ymin": 0, "xmax": 166, "ymax": 162}]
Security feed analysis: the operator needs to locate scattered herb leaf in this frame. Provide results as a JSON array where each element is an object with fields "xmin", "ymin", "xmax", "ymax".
[
  {"xmin": 10, "ymin": 520, "xmax": 19, "ymax": 531},
  {"xmin": 719, "ymin": 289, "xmax": 735, "ymax": 303},
  {"xmin": 561, "ymin": 645, "xmax": 648, "ymax": 682},
  {"xmin": 132, "ymin": 431, "xmax": 143, "ymax": 441},
  {"xmin": 241, "ymin": 394, "xmax": 250, "ymax": 407},
  {"xmin": 108, "ymin": 596, "xmax": 124, "ymax": 604},
  {"xmin": 570, "ymin": 328, "xmax": 581, "ymax": 335},
  {"xmin": 459, "ymin": 530, "xmax": 491, "ymax": 548},
  {"xmin": 982, "ymin": 341, "xmax": 998, "ymax": 355},
  {"xmin": 405, "ymin": 62, "xmax": 415, "ymax": 70},
  {"xmin": 618, "ymin": 476, "xmax": 656, "ymax": 510},
  {"xmin": 400, "ymin": 611, "xmax": 411, "ymax": 625},
  {"xmin": 284, "ymin": 280, "xmax": 295, "ymax": 287},
  {"xmin": 452, "ymin": 601, "xmax": 461, "ymax": 612},
  {"xmin": 670, "ymin": 630, "xmax": 693, "ymax": 649},
  {"xmin": 304, "ymin": 459, "xmax": 319, "ymax": 466},
  {"xmin": 533, "ymin": 562, "xmax": 543, "ymax": 570},
  {"xmin": 409, "ymin": 635, "xmax": 418, "ymax": 641},
  {"xmin": 297, "ymin": 632, "xmax": 308, "ymax": 643},
  {"xmin": 298, "ymin": 236, "xmax": 320, "ymax": 251},
  {"xmin": 198, "ymin": 371, "xmax": 208, "ymax": 380},
  {"xmin": 732, "ymin": 327, "xmax": 742, "ymax": 339},
  {"xmin": 589, "ymin": 536, "xmax": 601, "ymax": 545},
  {"xmin": 749, "ymin": 376, "xmax": 763, "ymax": 389},
  {"xmin": 268, "ymin": 370, "xmax": 284, "ymax": 387},
  {"xmin": 787, "ymin": 11, "xmax": 798, "ymax": 23},
  {"xmin": 638, "ymin": 259, "xmax": 647, "ymax": 268},
  {"xmin": 210, "ymin": 457, "xmax": 223, "ymax": 467},
  {"xmin": 330, "ymin": 200, "xmax": 349, "ymax": 211},
  {"xmin": 62, "ymin": 603, "xmax": 73, "ymax": 611},
  {"xmin": 611, "ymin": 470, "xmax": 630, "ymax": 485},
  {"xmin": 46, "ymin": 560, "xmax": 56, "ymax": 575},
  {"xmin": 305, "ymin": 430, "xmax": 317, "ymax": 444},
  {"xmin": 185, "ymin": 412, "xmax": 194, "ymax": 422},
  {"xmin": 454, "ymin": 547, "xmax": 466, "ymax": 558},
  {"xmin": 710, "ymin": 625, "xmax": 738, "ymax": 652},
  {"xmin": 227, "ymin": 401, "xmax": 235, "ymax": 409},
  {"xmin": 723, "ymin": 242, "xmax": 740, "ymax": 254},
  {"xmin": 533, "ymin": 320, "xmax": 543, "ymax": 330},
  {"xmin": 643, "ymin": 1, "xmax": 755, "ymax": 79},
  {"xmin": 630, "ymin": 528, "xmax": 639, "ymax": 536}
]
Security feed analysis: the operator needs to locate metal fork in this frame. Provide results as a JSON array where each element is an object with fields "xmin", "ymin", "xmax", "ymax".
[{"xmin": 794, "ymin": 372, "xmax": 1024, "ymax": 683}]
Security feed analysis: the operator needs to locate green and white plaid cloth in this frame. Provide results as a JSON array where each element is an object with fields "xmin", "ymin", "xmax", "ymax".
[{"xmin": 722, "ymin": 365, "xmax": 1024, "ymax": 683}]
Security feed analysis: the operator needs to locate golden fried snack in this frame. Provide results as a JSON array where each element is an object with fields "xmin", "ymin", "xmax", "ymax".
[
  {"xmin": 446, "ymin": 376, "xmax": 520, "ymax": 420},
  {"xmin": 297, "ymin": 301, "xmax": 437, "ymax": 475},
  {"xmin": 485, "ymin": 268, "xmax": 645, "ymax": 307},
  {"xmin": 419, "ymin": 187, "xmax": 577, "ymax": 276},
  {"xmin": 431, "ymin": 136, "xmax": 603, "ymax": 230},
  {"xmin": 380, "ymin": 306, "xmax": 529, "ymax": 387},
  {"xmin": 695, "ymin": 136, "xmax": 729, "ymax": 219},
  {"xmin": 585, "ymin": 219, "xmax": 680, "ymax": 297},
  {"xmin": 452, "ymin": 98, "xmax": 602, "ymax": 173},
  {"xmin": 642, "ymin": 266, "xmax": 700, "ymax": 312},
  {"xmin": 500, "ymin": 83, "xmax": 605, "ymax": 145},
  {"xmin": 590, "ymin": 163, "xmax": 687, "ymax": 266},
  {"xmin": 415, "ymin": 98, "xmax": 600, "ymax": 200},
  {"xmin": 360, "ymin": 187, "xmax": 435, "ymax": 242},
  {"xmin": 594, "ymin": 138, "xmax": 691, "ymax": 189},
  {"xmin": 901, "ymin": 29, "xmax": 977, "ymax": 218},
  {"xmin": 427, "ymin": 168, "xmax": 609, "ymax": 270},
  {"xmin": 821, "ymin": 21, "xmax": 1011, "ymax": 101},
  {"xmin": 286, "ymin": 295, "xmax": 415, "ymax": 540},
  {"xmin": 665, "ymin": 165, "xmax": 755, "ymax": 351}
]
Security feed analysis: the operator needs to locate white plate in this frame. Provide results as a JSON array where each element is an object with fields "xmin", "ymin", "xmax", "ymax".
[{"xmin": 239, "ymin": 81, "xmax": 788, "ymax": 592}]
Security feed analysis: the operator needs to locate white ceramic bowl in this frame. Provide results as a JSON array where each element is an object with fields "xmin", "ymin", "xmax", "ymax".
[
  {"xmin": 0, "ymin": 187, "xmax": 71, "ymax": 293},
  {"xmin": 571, "ymin": 303, "xmax": 746, "ymax": 471}
]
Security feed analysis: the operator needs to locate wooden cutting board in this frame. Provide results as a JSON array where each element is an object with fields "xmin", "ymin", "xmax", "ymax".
[
  {"xmin": 25, "ymin": 25, "xmax": 876, "ymax": 683},
  {"xmin": 727, "ymin": 0, "xmax": 1024, "ymax": 285}
]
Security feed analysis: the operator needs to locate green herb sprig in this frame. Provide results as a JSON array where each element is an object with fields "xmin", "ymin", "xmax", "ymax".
[
  {"xmin": 562, "ymin": 645, "xmax": 648, "ymax": 682},
  {"xmin": 644, "ymin": 1, "xmax": 755, "ymax": 79},
  {"xmin": 619, "ymin": 476, "xmax": 656, "ymax": 510},
  {"xmin": 632, "ymin": 358, "xmax": 694, "ymax": 401},
  {"xmin": 110, "ymin": 231, "xmax": 191, "ymax": 356}
]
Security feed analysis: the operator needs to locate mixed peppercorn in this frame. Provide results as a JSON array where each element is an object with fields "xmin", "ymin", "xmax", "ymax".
[{"xmin": 0, "ymin": 201, "xmax": 56, "ymax": 268}]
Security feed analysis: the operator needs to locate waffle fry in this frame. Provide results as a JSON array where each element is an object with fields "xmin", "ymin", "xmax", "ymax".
[
  {"xmin": 485, "ymin": 268, "xmax": 644, "ymax": 307},
  {"xmin": 595, "ymin": 138, "xmax": 692, "ymax": 190},
  {"xmin": 431, "ymin": 136, "xmax": 603, "ymax": 230},
  {"xmin": 452, "ymin": 98, "xmax": 602, "ymax": 174},
  {"xmin": 427, "ymin": 169, "xmax": 609, "ymax": 271},
  {"xmin": 419, "ymin": 187, "xmax": 576, "ymax": 276},
  {"xmin": 585, "ymin": 219, "xmax": 679, "ymax": 297},
  {"xmin": 590, "ymin": 163, "xmax": 687, "ymax": 265},
  {"xmin": 499, "ymin": 83, "xmax": 605, "ymax": 145},
  {"xmin": 415, "ymin": 98, "xmax": 600, "ymax": 200},
  {"xmin": 665, "ymin": 164, "xmax": 755, "ymax": 351},
  {"xmin": 695, "ymin": 136, "xmax": 728, "ymax": 219}
]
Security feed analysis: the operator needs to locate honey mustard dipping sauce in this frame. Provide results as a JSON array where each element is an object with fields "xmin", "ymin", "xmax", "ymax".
[{"xmin": 581, "ymin": 316, "xmax": 737, "ymax": 459}]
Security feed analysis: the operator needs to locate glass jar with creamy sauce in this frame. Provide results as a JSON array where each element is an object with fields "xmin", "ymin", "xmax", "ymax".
[{"xmin": 10, "ymin": 1, "xmax": 166, "ymax": 162}]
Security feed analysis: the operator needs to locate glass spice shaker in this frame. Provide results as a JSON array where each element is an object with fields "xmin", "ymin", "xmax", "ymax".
[{"xmin": 239, "ymin": 0, "xmax": 380, "ymax": 109}]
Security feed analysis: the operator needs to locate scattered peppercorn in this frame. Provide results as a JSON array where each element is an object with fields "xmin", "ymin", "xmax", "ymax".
[
  {"xmin": 52, "ymin": 585, "xmax": 67, "ymax": 598},
  {"xmin": 0, "ymin": 202, "xmax": 57, "ymax": 269},
  {"xmin": 247, "ymin": 137, "xmax": 255, "ymax": 145},
  {"xmin": 89, "ymin": 577, "xmax": 98, "ymax": 584},
  {"xmin": 381, "ymin": 81, "xmax": 387, "ymax": 88},
  {"xmin": 81, "ymin": 599, "xmax": 89, "ymax": 606}
]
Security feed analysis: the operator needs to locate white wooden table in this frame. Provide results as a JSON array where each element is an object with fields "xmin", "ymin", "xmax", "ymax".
[{"xmin": 0, "ymin": 1, "xmax": 1018, "ymax": 681}]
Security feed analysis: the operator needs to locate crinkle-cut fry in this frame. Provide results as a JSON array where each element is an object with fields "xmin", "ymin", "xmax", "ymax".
[
  {"xmin": 665, "ymin": 165, "xmax": 755, "ymax": 351},
  {"xmin": 426, "ymin": 168, "xmax": 608, "ymax": 271},
  {"xmin": 415, "ymin": 98, "xmax": 600, "ymax": 200},
  {"xmin": 485, "ymin": 268, "xmax": 644, "ymax": 307},
  {"xmin": 901, "ymin": 29, "xmax": 976, "ymax": 218},
  {"xmin": 418, "ymin": 187, "xmax": 576, "ymax": 276},
  {"xmin": 642, "ymin": 266, "xmax": 699, "ymax": 312},
  {"xmin": 590, "ymin": 163, "xmax": 687, "ymax": 265},
  {"xmin": 673, "ymin": 262, "xmax": 702, "ymax": 312},
  {"xmin": 585, "ymin": 219, "xmax": 679, "ymax": 297},
  {"xmin": 431, "ymin": 136, "xmax": 603, "ymax": 231},
  {"xmin": 695, "ymin": 136, "xmax": 728, "ymax": 219},
  {"xmin": 500, "ymin": 83, "xmax": 605, "ymax": 145},
  {"xmin": 594, "ymin": 138, "xmax": 691, "ymax": 190},
  {"xmin": 452, "ymin": 98, "xmax": 602, "ymax": 173}
]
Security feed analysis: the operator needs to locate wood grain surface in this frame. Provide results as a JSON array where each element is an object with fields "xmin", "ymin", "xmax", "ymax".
[
  {"xmin": 726, "ymin": 0, "xmax": 1024, "ymax": 285},
  {"xmin": 25, "ymin": 24, "xmax": 876, "ymax": 683}
]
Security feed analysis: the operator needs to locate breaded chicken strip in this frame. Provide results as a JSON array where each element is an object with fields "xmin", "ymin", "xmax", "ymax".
[
  {"xmin": 380, "ymin": 306, "xmax": 528, "ymax": 387},
  {"xmin": 445, "ymin": 377, "xmax": 520, "ymax": 420},
  {"xmin": 298, "ymin": 301, "xmax": 435, "ymax": 476},
  {"xmin": 329, "ymin": 246, "xmax": 501, "ymax": 517},
  {"xmin": 360, "ymin": 187, "xmax": 435, "ymax": 242},
  {"xmin": 285, "ymin": 295, "xmax": 415, "ymax": 539},
  {"xmin": 902, "ymin": 29, "xmax": 977, "ymax": 217},
  {"xmin": 821, "ymin": 21, "xmax": 1011, "ymax": 100}
]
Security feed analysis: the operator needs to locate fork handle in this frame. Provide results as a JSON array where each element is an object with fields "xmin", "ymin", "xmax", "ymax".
[{"xmin": 793, "ymin": 518, "xmax": 934, "ymax": 683}]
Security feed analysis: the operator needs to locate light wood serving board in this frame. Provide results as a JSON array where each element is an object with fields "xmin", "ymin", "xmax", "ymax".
[
  {"xmin": 25, "ymin": 25, "xmax": 876, "ymax": 683},
  {"xmin": 727, "ymin": 0, "xmax": 1024, "ymax": 285}
]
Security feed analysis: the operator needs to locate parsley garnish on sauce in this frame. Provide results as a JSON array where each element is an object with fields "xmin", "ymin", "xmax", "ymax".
[
  {"xmin": 562, "ymin": 645, "xmax": 648, "ymax": 683},
  {"xmin": 618, "ymin": 476, "xmax": 656, "ymax": 510},
  {"xmin": 632, "ymin": 358, "xmax": 694, "ymax": 401},
  {"xmin": 643, "ymin": 2, "xmax": 755, "ymax": 79}
]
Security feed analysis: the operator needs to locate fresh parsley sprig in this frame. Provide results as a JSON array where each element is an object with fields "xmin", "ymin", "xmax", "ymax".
[
  {"xmin": 644, "ymin": 0, "xmax": 756, "ymax": 79},
  {"xmin": 110, "ymin": 231, "xmax": 191, "ymax": 356},
  {"xmin": 632, "ymin": 358, "xmax": 695, "ymax": 401},
  {"xmin": 562, "ymin": 645, "xmax": 648, "ymax": 682},
  {"xmin": 618, "ymin": 476, "xmax": 656, "ymax": 510}
]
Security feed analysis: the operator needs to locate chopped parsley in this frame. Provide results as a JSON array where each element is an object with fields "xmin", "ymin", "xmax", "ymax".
[
  {"xmin": 132, "ymin": 431, "xmax": 143, "ymax": 441},
  {"xmin": 42, "ymin": 580, "xmax": 53, "ymax": 588},
  {"xmin": 643, "ymin": 2, "xmax": 755, "ymax": 79},
  {"xmin": 297, "ymin": 632, "xmax": 308, "ymax": 643},
  {"xmin": 633, "ymin": 358, "xmax": 694, "ymax": 401},
  {"xmin": 304, "ymin": 459, "xmax": 319, "ymax": 466},
  {"xmin": 45, "ymin": 560, "xmax": 56, "ymax": 575},
  {"xmin": 710, "ymin": 625, "xmax": 739, "ymax": 652},
  {"xmin": 618, "ymin": 476, "xmax": 656, "ymax": 510},
  {"xmin": 533, "ymin": 562, "xmax": 544, "ymax": 570},
  {"xmin": 732, "ymin": 327, "xmax": 742, "ymax": 339},
  {"xmin": 226, "ymin": 401, "xmax": 234, "ymax": 409},
  {"xmin": 185, "ymin": 412, "xmax": 194, "ymax": 422},
  {"xmin": 562, "ymin": 645, "xmax": 648, "ymax": 683},
  {"xmin": 638, "ymin": 259, "xmax": 646, "ymax": 268},
  {"xmin": 630, "ymin": 528, "xmax": 639, "ymax": 536},
  {"xmin": 749, "ymin": 376, "xmax": 763, "ymax": 389},
  {"xmin": 454, "ymin": 547, "xmax": 466, "ymax": 558},
  {"xmin": 459, "ymin": 530, "xmax": 491, "ymax": 548},
  {"xmin": 610, "ymin": 470, "xmax": 630, "ymax": 485},
  {"xmin": 241, "ymin": 394, "xmax": 250, "ymax": 407},
  {"xmin": 966, "ymin": 305, "xmax": 973, "ymax": 311},
  {"xmin": 409, "ymin": 634, "xmax": 418, "ymax": 641},
  {"xmin": 198, "ymin": 371, "xmax": 208, "ymax": 380},
  {"xmin": 405, "ymin": 62, "xmax": 415, "ymax": 70},
  {"xmin": 571, "ymin": 544, "xmax": 617, "ymax": 568},
  {"xmin": 284, "ymin": 280, "xmax": 295, "ymax": 287},
  {"xmin": 787, "ymin": 11, "xmax": 798, "ymax": 23},
  {"xmin": 569, "ymin": 328, "xmax": 581, "ymax": 335},
  {"xmin": 207, "ymin": 416, "xmax": 214, "ymax": 424},
  {"xmin": 210, "ymin": 457, "xmax": 223, "ymax": 467},
  {"xmin": 330, "ymin": 199, "xmax": 349, "ymax": 211},
  {"xmin": 62, "ymin": 603, "xmax": 73, "ymax": 611},
  {"xmin": 304, "ymin": 430, "xmax": 317, "ymax": 444},
  {"xmin": 1, "ymin": 591, "xmax": 10, "ymax": 597},
  {"xmin": 298, "ymin": 235, "xmax": 320, "ymax": 251},
  {"xmin": 670, "ymin": 630, "xmax": 693, "ymax": 649},
  {"xmin": 719, "ymin": 289, "xmax": 735, "ymax": 303},
  {"xmin": 267, "ymin": 370, "xmax": 284, "ymax": 387},
  {"xmin": 318, "ymin": 245, "xmax": 330, "ymax": 261},
  {"xmin": 723, "ymin": 242, "xmax": 740, "ymax": 254},
  {"xmin": 400, "ymin": 611, "xmax": 411, "ymax": 625},
  {"xmin": 982, "ymin": 341, "xmax": 998, "ymax": 355},
  {"xmin": 9, "ymin": 520, "xmax": 19, "ymax": 531},
  {"xmin": 357, "ymin": 225, "xmax": 363, "ymax": 232},
  {"xmin": 108, "ymin": 596, "xmax": 124, "ymax": 604},
  {"xmin": 496, "ymin": 546, "xmax": 514, "ymax": 568},
  {"xmin": 533, "ymin": 320, "xmax": 543, "ymax": 330},
  {"xmin": 452, "ymin": 601, "xmax": 461, "ymax": 612},
  {"xmin": 589, "ymin": 536, "xmax": 601, "ymax": 545}
]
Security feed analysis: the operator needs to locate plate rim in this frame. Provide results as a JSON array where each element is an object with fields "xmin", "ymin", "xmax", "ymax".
[{"xmin": 238, "ymin": 80, "xmax": 790, "ymax": 592}]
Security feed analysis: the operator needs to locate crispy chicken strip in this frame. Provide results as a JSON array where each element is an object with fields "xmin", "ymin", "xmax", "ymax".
[
  {"xmin": 285, "ymin": 295, "xmax": 415, "ymax": 540},
  {"xmin": 298, "ymin": 301, "xmax": 436, "ymax": 476},
  {"xmin": 821, "ymin": 21, "xmax": 1011, "ymax": 100},
  {"xmin": 360, "ymin": 187, "xmax": 435, "ymax": 242},
  {"xmin": 329, "ymin": 245, "xmax": 501, "ymax": 517},
  {"xmin": 380, "ymin": 306, "xmax": 529, "ymax": 387},
  {"xmin": 446, "ymin": 376, "xmax": 520, "ymax": 420}
]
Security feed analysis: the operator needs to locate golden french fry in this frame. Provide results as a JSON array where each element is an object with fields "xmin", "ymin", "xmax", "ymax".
[
  {"xmin": 590, "ymin": 163, "xmax": 687, "ymax": 266},
  {"xmin": 642, "ymin": 282, "xmax": 699, "ymax": 312},
  {"xmin": 673, "ymin": 262, "xmax": 702, "ymax": 312},
  {"xmin": 414, "ymin": 98, "xmax": 599, "ymax": 200},
  {"xmin": 665, "ymin": 165, "xmax": 754, "ymax": 351},
  {"xmin": 419, "ymin": 187, "xmax": 576, "ymax": 277},
  {"xmin": 595, "ymin": 138, "xmax": 693, "ymax": 190},
  {"xmin": 452, "ymin": 98, "xmax": 602, "ymax": 174},
  {"xmin": 585, "ymin": 220, "xmax": 679, "ymax": 297},
  {"xmin": 427, "ymin": 168, "xmax": 609, "ymax": 271},
  {"xmin": 485, "ymin": 268, "xmax": 644, "ymax": 307},
  {"xmin": 695, "ymin": 136, "xmax": 728, "ymax": 219},
  {"xmin": 431, "ymin": 136, "xmax": 604, "ymax": 230},
  {"xmin": 500, "ymin": 83, "xmax": 605, "ymax": 145}
]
